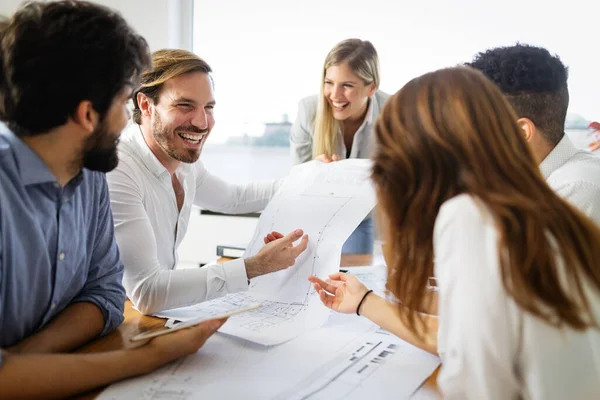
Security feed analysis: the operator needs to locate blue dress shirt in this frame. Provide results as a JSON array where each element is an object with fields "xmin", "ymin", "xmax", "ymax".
[{"xmin": 0, "ymin": 125, "xmax": 126, "ymax": 358}]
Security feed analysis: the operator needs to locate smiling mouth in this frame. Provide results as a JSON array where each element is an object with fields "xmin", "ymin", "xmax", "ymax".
[
  {"xmin": 331, "ymin": 101, "xmax": 349, "ymax": 111},
  {"xmin": 177, "ymin": 131, "xmax": 206, "ymax": 145}
]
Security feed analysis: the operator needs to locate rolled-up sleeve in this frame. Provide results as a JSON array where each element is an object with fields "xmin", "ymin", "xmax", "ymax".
[
  {"xmin": 72, "ymin": 177, "xmax": 125, "ymax": 335},
  {"xmin": 290, "ymin": 97, "xmax": 315, "ymax": 165}
]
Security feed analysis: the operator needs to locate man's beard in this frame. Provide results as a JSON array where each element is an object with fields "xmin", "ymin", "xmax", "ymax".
[
  {"xmin": 82, "ymin": 119, "xmax": 120, "ymax": 173},
  {"xmin": 152, "ymin": 114, "xmax": 205, "ymax": 164}
]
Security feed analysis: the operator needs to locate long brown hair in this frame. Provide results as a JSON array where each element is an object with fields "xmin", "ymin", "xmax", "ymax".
[
  {"xmin": 313, "ymin": 39, "xmax": 380, "ymax": 158},
  {"xmin": 372, "ymin": 66, "xmax": 600, "ymax": 338}
]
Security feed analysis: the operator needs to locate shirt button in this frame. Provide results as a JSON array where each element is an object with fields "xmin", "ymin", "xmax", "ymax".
[
  {"xmin": 51, "ymin": 303, "xmax": 56, "ymax": 310},
  {"xmin": 58, "ymin": 252, "xmax": 65, "ymax": 261},
  {"xmin": 54, "ymin": 182, "xmax": 61, "ymax": 188}
]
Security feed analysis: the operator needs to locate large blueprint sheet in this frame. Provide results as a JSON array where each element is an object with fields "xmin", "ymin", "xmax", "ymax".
[
  {"xmin": 99, "ymin": 267, "xmax": 440, "ymax": 400},
  {"xmin": 156, "ymin": 160, "xmax": 377, "ymax": 345}
]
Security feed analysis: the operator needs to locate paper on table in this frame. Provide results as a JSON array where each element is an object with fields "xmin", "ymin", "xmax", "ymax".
[
  {"xmin": 154, "ymin": 160, "xmax": 377, "ymax": 345},
  {"xmin": 97, "ymin": 317, "xmax": 440, "ymax": 400}
]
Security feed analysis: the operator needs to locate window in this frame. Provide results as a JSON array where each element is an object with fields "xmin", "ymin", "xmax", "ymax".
[{"xmin": 193, "ymin": 0, "xmax": 599, "ymax": 183}]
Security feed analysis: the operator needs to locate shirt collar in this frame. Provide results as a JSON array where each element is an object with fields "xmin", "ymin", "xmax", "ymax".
[
  {"xmin": 0, "ymin": 123, "xmax": 60, "ymax": 186},
  {"xmin": 364, "ymin": 96, "xmax": 375, "ymax": 125},
  {"xmin": 126, "ymin": 123, "xmax": 192, "ymax": 179},
  {"xmin": 539, "ymin": 135, "xmax": 579, "ymax": 179}
]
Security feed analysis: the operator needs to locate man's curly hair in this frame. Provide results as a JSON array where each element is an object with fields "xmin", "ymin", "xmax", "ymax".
[{"xmin": 467, "ymin": 44, "xmax": 569, "ymax": 145}]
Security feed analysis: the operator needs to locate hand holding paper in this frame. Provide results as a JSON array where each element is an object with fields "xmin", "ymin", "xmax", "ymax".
[{"xmin": 245, "ymin": 229, "xmax": 309, "ymax": 279}]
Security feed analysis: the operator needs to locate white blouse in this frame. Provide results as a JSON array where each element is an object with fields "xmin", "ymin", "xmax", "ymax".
[{"xmin": 434, "ymin": 194, "xmax": 600, "ymax": 399}]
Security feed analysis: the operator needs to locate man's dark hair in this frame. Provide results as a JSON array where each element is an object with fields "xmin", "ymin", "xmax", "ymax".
[
  {"xmin": 0, "ymin": 1, "xmax": 151, "ymax": 136},
  {"xmin": 467, "ymin": 44, "xmax": 569, "ymax": 145}
]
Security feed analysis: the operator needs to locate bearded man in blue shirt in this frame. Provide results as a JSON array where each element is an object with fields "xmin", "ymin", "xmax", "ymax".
[{"xmin": 0, "ymin": 2, "xmax": 228, "ymax": 398}]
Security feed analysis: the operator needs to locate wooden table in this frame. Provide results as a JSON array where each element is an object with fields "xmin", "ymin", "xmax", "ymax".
[{"xmin": 76, "ymin": 254, "xmax": 440, "ymax": 399}]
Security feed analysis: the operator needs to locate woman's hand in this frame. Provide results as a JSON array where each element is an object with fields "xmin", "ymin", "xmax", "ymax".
[
  {"xmin": 308, "ymin": 272, "xmax": 369, "ymax": 314},
  {"xmin": 314, "ymin": 154, "xmax": 340, "ymax": 163}
]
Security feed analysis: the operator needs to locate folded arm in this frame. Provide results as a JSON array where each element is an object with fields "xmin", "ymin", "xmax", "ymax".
[
  {"xmin": 8, "ymin": 303, "xmax": 104, "ymax": 354},
  {"xmin": 0, "ymin": 318, "xmax": 224, "ymax": 400},
  {"xmin": 0, "ymin": 346, "xmax": 153, "ymax": 399}
]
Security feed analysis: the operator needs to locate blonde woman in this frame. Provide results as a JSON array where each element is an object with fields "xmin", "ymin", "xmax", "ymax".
[
  {"xmin": 310, "ymin": 67, "xmax": 600, "ymax": 399},
  {"xmin": 290, "ymin": 39, "xmax": 389, "ymax": 254}
]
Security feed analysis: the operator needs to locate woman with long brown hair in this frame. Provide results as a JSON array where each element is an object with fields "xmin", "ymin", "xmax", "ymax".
[{"xmin": 309, "ymin": 67, "xmax": 600, "ymax": 398}]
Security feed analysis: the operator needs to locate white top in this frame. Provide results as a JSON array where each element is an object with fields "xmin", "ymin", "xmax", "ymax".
[
  {"xmin": 541, "ymin": 135, "xmax": 600, "ymax": 224},
  {"xmin": 106, "ymin": 125, "xmax": 282, "ymax": 314},
  {"xmin": 290, "ymin": 90, "xmax": 390, "ymax": 164},
  {"xmin": 434, "ymin": 194, "xmax": 600, "ymax": 400}
]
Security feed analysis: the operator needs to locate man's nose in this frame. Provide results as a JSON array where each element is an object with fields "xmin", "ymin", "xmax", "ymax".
[{"xmin": 191, "ymin": 109, "xmax": 208, "ymax": 130}]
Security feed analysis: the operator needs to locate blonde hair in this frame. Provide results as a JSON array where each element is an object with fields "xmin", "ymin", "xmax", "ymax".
[
  {"xmin": 312, "ymin": 39, "xmax": 380, "ymax": 158},
  {"xmin": 132, "ymin": 49, "xmax": 212, "ymax": 125}
]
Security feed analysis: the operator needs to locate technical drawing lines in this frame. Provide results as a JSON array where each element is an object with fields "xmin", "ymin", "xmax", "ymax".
[{"xmin": 302, "ymin": 196, "xmax": 353, "ymax": 303}]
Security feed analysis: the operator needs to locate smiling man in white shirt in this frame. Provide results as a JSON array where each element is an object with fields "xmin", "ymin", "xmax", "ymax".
[
  {"xmin": 468, "ymin": 44, "xmax": 600, "ymax": 224},
  {"xmin": 107, "ymin": 49, "xmax": 308, "ymax": 315}
]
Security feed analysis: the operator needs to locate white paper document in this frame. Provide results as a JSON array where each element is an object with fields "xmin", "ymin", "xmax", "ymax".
[
  {"xmin": 155, "ymin": 160, "xmax": 377, "ymax": 345},
  {"xmin": 98, "ymin": 317, "xmax": 440, "ymax": 400}
]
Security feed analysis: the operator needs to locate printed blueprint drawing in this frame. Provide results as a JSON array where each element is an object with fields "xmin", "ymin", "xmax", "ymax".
[
  {"xmin": 154, "ymin": 160, "xmax": 377, "ymax": 345},
  {"xmin": 98, "ymin": 316, "xmax": 440, "ymax": 400}
]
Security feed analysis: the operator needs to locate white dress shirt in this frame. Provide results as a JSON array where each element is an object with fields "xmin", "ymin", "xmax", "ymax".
[
  {"xmin": 107, "ymin": 125, "xmax": 282, "ymax": 314},
  {"xmin": 541, "ymin": 135, "xmax": 600, "ymax": 224},
  {"xmin": 434, "ymin": 194, "xmax": 600, "ymax": 399}
]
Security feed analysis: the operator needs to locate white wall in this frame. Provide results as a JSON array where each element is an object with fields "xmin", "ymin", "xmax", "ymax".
[
  {"xmin": 0, "ymin": 0, "xmax": 193, "ymax": 51},
  {"xmin": 0, "ymin": 0, "xmax": 23, "ymax": 16}
]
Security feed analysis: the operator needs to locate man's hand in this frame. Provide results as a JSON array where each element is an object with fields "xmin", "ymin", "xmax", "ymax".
[
  {"xmin": 143, "ymin": 318, "xmax": 226, "ymax": 370},
  {"xmin": 314, "ymin": 154, "xmax": 340, "ymax": 163},
  {"xmin": 308, "ymin": 272, "xmax": 370, "ymax": 314},
  {"xmin": 0, "ymin": 318, "xmax": 228, "ymax": 400},
  {"xmin": 245, "ymin": 229, "xmax": 309, "ymax": 279},
  {"xmin": 264, "ymin": 231, "xmax": 284, "ymax": 244}
]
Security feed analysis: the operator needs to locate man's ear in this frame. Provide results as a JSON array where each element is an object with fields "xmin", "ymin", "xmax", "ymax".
[
  {"xmin": 137, "ymin": 92, "xmax": 153, "ymax": 118},
  {"xmin": 71, "ymin": 101, "xmax": 98, "ymax": 134},
  {"xmin": 517, "ymin": 117, "xmax": 536, "ymax": 142}
]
